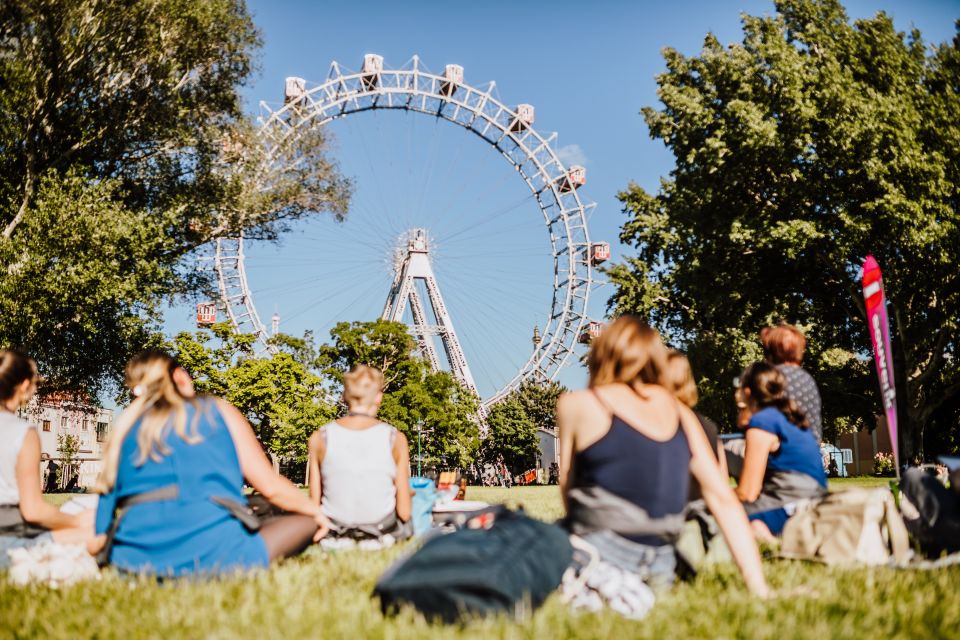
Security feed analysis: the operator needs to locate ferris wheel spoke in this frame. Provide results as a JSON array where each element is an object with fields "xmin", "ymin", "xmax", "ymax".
[{"xmin": 300, "ymin": 275, "xmax": 392, "ymax": 329}]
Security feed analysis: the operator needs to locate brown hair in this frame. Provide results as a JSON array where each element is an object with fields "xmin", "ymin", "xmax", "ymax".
[
  {"xmin": 587, "ymin": 316, "xmax": 668, "ymax": 390},
  {"xmin": 739, "ymin": 362, "xmax": 809, "ymax": 429},
  {"xmin": 760, "ymin": 324, "xmax": 806, "ymax": 365},
  {"xmin": 342, "ymin": 365, "xmax": 384, "ymax": 407},
  {"xmin": 0, "ymin": 349, "xmax": 38, "ymax": 402},
  {"xmin": 663, "ymin": 350, "xmax": 698, "ymax": 408}
]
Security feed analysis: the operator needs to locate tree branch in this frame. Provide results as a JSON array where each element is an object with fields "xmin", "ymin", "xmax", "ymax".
[
  {"xmin": 3, "ymin": 172, "xmax": 35, "ymax": 239},
  {"xmin": 916, "ymin": 378, "xmax": 960, "ymax": 426},
  {"xmin": 909, "ymin": 327, "xmax": 949, "ymax": 390}
]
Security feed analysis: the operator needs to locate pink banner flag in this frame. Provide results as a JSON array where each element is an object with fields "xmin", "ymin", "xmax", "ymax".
[{"xmin": 861, "ymin": 255, "xmax": 900, "ymax": 477}]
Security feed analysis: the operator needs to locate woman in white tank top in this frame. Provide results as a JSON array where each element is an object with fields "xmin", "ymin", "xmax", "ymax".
[
  {"xmin": 0, "ymin": 350, "xmax": 93, "ymax": 567},
  {"xmin": 307, "ymin": 365, "xmax": 411, "ymax": 529}
]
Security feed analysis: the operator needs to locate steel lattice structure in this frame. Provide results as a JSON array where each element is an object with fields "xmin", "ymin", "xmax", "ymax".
[{"xmin": 214, "ymin": 55, "xmax": 596, "ymax": 408}]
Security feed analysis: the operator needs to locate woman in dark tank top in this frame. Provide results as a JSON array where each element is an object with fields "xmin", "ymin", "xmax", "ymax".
[
  {"xmin": 556, "ymin": 316, "xmax": 770, "ymax": 597},
  {"xmin": 574, "ymin": 389, "xmax": 690, "ymax": 544}
]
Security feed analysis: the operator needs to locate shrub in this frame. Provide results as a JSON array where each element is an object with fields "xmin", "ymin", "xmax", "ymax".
[{"xmin": 873, "ymin": 452, "xmax": 895, "ymax": 477}]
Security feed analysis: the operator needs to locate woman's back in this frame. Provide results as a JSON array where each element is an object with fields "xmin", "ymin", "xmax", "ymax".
[
  {"xmin": 97, "ymin": 399, "xmax": 268, "ymax": 575},
  {"xmin": 749, "ymin": 407, "xmax": 826, "ymax": 486},
  {"xmin": 319, "ymin": 421, "xmax": 397, "ymax": 526},
  {"xmin": 0, "ymin": 413, "xmax": 30, "ymax": 506},
  {"xmin": 567, "ymin": 384, "xmax": 691, "ymax": 540}
]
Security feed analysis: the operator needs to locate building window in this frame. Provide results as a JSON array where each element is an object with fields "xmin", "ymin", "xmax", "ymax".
[
  {"xmin": 82, "ymin": 418, "xmax": 88, "ymax": 431},
  {"xmin": 42, "ymin": 420, "xmax": 51, "ymax": 432},
  {"xmin": 60, "ymin": 416, "xmax": 68, "ymax": 429},
  {"xmin": 96, "ymin": 422, "xmax": 108, "ymax": 443}
]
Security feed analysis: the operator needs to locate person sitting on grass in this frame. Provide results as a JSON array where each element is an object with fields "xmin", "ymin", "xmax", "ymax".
[
  {"xmin": 733, "ymin": 362, "xmax": 827, "ymax": 542},
  {"xmin": 555, "ymin": 316, "xmax": 769, "ymax": 596},
  {"xmin": 760, "ymin": 324, "xmax": 822, "ymax": 443},
  {"xmin": 88, "ymin": 351, "xmax": 329, "ymax": 576},
  {"xmin": 0, "ymin": 349, "xmax": 93, "ymax": 568},
  {"xmin": 663, "ymin": 350, "xmax": 728, "ymax": 500},
  {"xmin": 307, "ymin": 365, "xmax": 412, "ymax": 542}
]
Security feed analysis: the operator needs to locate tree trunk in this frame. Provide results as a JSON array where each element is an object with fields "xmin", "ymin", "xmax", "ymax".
[{"xmin": 891, "ymin": 315, "xmax": 916, "ymax": 465}]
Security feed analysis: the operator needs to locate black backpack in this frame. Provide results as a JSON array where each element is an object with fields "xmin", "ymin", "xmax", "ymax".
[{"xmin": 373, "ymin": 508, "xmax": 573, "ymax": 623}]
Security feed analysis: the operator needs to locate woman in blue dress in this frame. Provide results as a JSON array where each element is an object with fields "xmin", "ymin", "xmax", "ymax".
[
  {"xmin": 88, "ymin": 351, "xmax": 330, "ymax": 576},
  {"xmin": 734, "ymin": 362, "xmax": 827, "ymax": 541}
]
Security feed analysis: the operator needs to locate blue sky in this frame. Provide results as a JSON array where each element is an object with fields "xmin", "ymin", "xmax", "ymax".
[{"xmin": 164, "ymin": 0, "xmax": 959, "ymax": 399}]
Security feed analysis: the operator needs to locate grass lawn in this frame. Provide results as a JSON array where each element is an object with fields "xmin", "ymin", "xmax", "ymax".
[{"xmin": 7, "ymin": 482, "xmax": 954, "ymax": 639}]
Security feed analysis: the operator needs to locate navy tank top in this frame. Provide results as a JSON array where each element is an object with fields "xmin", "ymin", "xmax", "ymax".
[{"xmin": 574, "ymin": 390, "xmax": 691, "ymax": 544}]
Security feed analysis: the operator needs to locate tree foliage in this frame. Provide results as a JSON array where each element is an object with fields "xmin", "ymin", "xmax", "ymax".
[
  {"xmin": 0, "ymin": 0, "xmax": 351, "ymax": 396},
  {"xmin": 610, "ymin": 0, "xmax": 959, "ymax": 457},
  {"xmin": 512, "ymin": 380, "xmax": 566, "ymax": 433},
  {"xmin": 481, "ymin": 382, "xmax": 563, "ymax": 475},
  {"xmin": 482, "ymin": 397, "xmax": 541, "ymax": 476},
  {"xmin": 173, "ymin": 324, "xmax": 335, "ymax": 462},
  {"xmin": 318, "ymin": 320, "xmax": 481, "ymax": 469}
]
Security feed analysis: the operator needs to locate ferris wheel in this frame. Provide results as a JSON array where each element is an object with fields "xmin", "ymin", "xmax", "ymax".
[{"xmin": 211, "ymin": 54, "xmax": 608, "ymax": 408}]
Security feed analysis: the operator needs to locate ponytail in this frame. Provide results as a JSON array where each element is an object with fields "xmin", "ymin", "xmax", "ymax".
[{"xmin": 96, "ymin": 351, "xmax": 202, "ymax": 493}]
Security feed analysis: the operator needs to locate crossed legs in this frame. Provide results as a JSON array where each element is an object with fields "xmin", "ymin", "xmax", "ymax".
[{"xmin": 259, "ymin": 514, "xmax": 318, "ymax": 562}]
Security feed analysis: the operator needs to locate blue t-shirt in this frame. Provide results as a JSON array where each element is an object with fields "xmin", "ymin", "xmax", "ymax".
[{"xmin": 747, "ymin": 407, "xmax": 826, "ymax": 487}]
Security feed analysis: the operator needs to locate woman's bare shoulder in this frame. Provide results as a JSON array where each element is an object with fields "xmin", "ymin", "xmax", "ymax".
[{"xmin": 557, "ymin": 389, "xmax": 597, "ymax": 411}]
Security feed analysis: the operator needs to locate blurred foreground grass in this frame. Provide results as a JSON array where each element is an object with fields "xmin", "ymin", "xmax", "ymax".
[{"xmin": 9, "ymin": 480, "xmax": 951, "ymax": 639}]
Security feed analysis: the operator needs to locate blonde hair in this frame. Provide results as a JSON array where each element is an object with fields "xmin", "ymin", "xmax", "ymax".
[
  {"xmin": 96, "ymin": 351, "xmax": 202, "ymax": 493},
  {"xmin": 663, "ymin": 350, "xmax": 699, "ymax": 408},
  {"xmin": 587, "ymin": 316, "xmax": 668, "ymax": 391},
  {"xmin": 342, "ymin": 365, "xmax": 384, "ymax": 408}
]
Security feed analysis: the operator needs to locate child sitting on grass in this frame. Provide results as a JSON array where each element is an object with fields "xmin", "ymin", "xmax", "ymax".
[
  {"xmin": 307, "ymin": 366, "xmax": 412, "ymax": 543},
  {"xmin": 734, "ymin": 362, "xmax": 827, "ymax": 541}
]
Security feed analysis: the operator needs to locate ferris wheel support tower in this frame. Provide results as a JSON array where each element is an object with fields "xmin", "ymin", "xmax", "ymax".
[{"xmin": 382, "ymin": 229, "xmax": 479, "ymax": 397}]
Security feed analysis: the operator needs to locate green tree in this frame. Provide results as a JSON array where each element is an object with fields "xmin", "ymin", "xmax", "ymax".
[
  {"xmin": 0, "ymin": 0, "xmax": 351, "ymax": 396},
  {"xmin": 610, "ymin": 0, "xmax": 959, "ymax": 458},
  {"xmin": 319, "ymin": 320, "xmax": 481, "ymax": 468},
  {"xmin": 173, "ymin": 324, "xmax": 335, "ymax": 462},
  {"xmin": 483, "ymin": 397, "xmax": 540, "ymax": 476},
  {"xmin": 512, "ymin": 381, "xmax": 566, "ymax": 433},
  {"xmin": 56, "ymin": 433, "xmax": 80, "ymax": 486}
]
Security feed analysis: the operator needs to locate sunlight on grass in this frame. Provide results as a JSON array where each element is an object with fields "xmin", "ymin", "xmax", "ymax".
[{"xmin": 15, "ymin": 483, "xmax": 954, "ymax": 639}]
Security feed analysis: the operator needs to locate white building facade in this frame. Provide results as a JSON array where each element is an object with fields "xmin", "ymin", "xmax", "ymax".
[{"xmin": 22, "ymin": 396, "xmax": 113, "ymax": 488}]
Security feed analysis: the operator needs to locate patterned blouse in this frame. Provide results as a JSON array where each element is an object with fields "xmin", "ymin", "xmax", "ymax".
[{"xmin": 776, "ymin": 364, "xmax": 822, "ymax": 443}]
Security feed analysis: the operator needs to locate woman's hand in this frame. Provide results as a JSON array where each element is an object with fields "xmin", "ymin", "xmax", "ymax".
[
  {"xmin": 312, "ymin": 508, "xmax": 331, "ymax": 542},
  {"xmin": 87, "ymin": 534, "xmax": 106, "ymax": 556},
  {"xmin": 73, "ymin": 508, "xmax": 95, "ymax": 531}
]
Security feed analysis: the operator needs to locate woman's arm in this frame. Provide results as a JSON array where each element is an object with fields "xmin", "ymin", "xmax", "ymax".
[
  {"xmin": 392, "ymin": 431, "xmax": 412, "ymax": 522},
  {"xmin": 15, "ymin": 429, "xmax": 82, "ymax": 530},
  {"xmin": 681, "ymin": 405, "xmax": 770, "ymax": 597},
  {"xmin": 717, "ymin": 441, "xmax": 729, "ymax": 478},
  {"xmin": 555, "ymin": 392, "xmax": 578, "ymax": 511},
  {"xmin": 735, "ymin": 429, "xmax": 778, "ymax": 503},
  {"xmin": 217, "ymin": 399, "xmax": 329, "ymax": 540},
  {"xmin": 306, "ymin": 430, "xmax": 324, "ymax": 504}
]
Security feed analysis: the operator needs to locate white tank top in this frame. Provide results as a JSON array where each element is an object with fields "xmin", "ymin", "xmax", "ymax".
[
  {"xmin": 319, "ymin": 421, "xmax": 397, "ymax": 526},
  {"xmin": 0, "ymin": 412, "xmax": 32, "ymax": 506}
]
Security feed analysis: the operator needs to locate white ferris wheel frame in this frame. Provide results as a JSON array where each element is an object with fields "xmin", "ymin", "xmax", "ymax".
[{"xmin": 214, "ymin": 55, "xmax": 595, "ymax": 407}]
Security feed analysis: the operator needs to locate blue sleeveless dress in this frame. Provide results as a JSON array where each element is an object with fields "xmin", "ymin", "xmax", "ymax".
[{"xmin": 94, "ymin": 399, "xmax": 268, "ymax": 576}]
